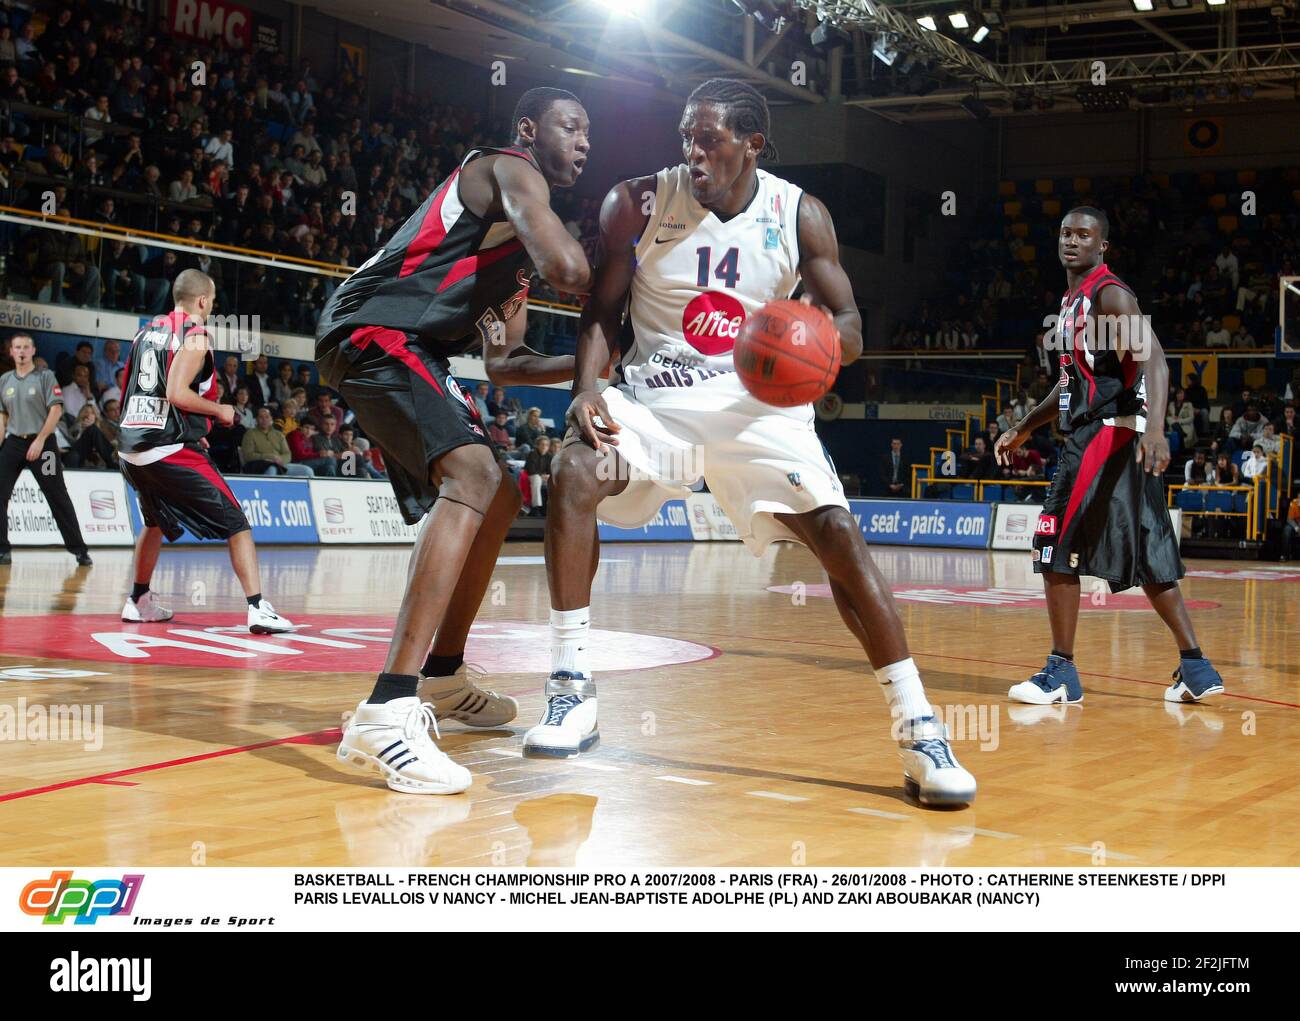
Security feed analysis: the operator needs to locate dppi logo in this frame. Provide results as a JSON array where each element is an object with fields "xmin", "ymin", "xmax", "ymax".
[{"xmin": 19, "ymin": 870, "xmax": 144, "ymax": 925}]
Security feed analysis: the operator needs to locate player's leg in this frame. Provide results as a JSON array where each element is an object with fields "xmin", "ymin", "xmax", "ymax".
[
  {"xmin": 780, "ymin": 506, "xmax": 975, "ymax": 807},
  {"xmin": 0, "ymin": 436, "xmax": 26, "ymax": 563},
  {"xmin": 417, "ymin": 468, "xmax": 523, "ymax": 727},
  {"xmin": 338, "ymin": 441, "xmax": 499, "ymax": 794},
  {"xmin": 523, "ymin": 436, "xmax": 631, "ymax": 758},
  {"xmin": 120, "ymin": 525, "xmax": 173, "ymax": 622}
]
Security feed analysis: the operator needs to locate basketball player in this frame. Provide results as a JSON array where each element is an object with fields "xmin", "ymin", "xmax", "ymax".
[
  {"xmin": 527, "ymin": 80, "xmax": 976, "ymax": 807},
  {"xmin": 117, "ymin": 269, "xmax": 294, "ymax": 633},
  {"xmin": 995, "ymin": 207, "xmax": 1224, "ymax": 705},
  {"xmin": 317, "ymin": 88, "xmax": 589, "ymax": 795}
]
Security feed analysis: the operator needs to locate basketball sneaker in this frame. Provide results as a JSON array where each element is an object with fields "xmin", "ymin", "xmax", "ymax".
[
  {"xmin": 247, "ymin": 598, "xmax": 294, "ymax": 634},
  {"xmin": 897, "ymin": 715, "xmax": 977, "ymax": 807},
  {"xmin": 337, "ymin": 697, "xmax": 472, "ymax": 795},
  {"xmin": 1164, "ymin": 658, "xmax": 1225, "ymax": 703},
  {"xmin": 417, "ymin": 663, "xmax": 518, "ymax": 728},
  {"xmin": 1008, "ymin": 654, "xmax": 1083, "ymax": 704},
  {"xmin": 522, "ymin": 671, "xmax": 599, "ymax": 758},
  {"xmin": 121, "ymin": 591, "xmax": 173, "ymax": 623}
]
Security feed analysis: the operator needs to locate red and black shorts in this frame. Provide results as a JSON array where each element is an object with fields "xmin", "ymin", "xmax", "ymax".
[
  {"xmin": 1032, "ymin": 419, "xmax": 1184, "ymax": 592},
  {"xmin": 121, "ymin": 444, "xmax": 250, "ymax": 542},
  {"xmin": 332, "ymin": 327, "xmax": 493, "ymax": 526}
]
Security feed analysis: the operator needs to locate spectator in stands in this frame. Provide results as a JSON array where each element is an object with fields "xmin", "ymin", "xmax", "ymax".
[
  {"xmin": 1231, "ymin": 388, "xmax": 1254, "ymax": 420},
  {"xmin": 102, "ymin": 240, "xmax": 169, "ymax": 313},
  {"xmin": 488, "ymin": 410, "xmax": 514, "ymax": 451},
  {"xmin": 1282, "ymin": 495, "xmax": 1300, "ymax": 562},
  {"xmin": 245, "ymin": 354, "xmax": 274, "ymax": 408},
  {"xmin": 338, "ymin": 425, "xmax": 383, "ymax": 478},
  {"xmin": 1242, "ymin": 444, "xmax": 1269, "ymax": 480},
  {"xmin": 524, "ymin": 434, "xmax": 554, "ymax": 516},
  {"xmin": 272, "ymin": 362, "xmax": 296, "ymax": 408},
  {"xmin": 515, "ymin": 406, "xmax": 546, "ymax": 454},
  {"xmin": 1185, "ymin": 449, "xmax": 1211, "ymax": 485},
  {"xmin": 880, "ymin": 438, "xmax": 906, "ymax": 497},
  {"xmin": 1215, "ymin": 244, "xmax": 1240, "ymax": 291},
  {"xmin": 1166, "ymin": 388, "xmax": 1195, "ymax": 447},
  {"xmin": 1231, "ymin": 403, "xmax": 1266, "ymax": 450},
  {"xmin": 288, "ymin": 420, "xmax": 335, "ymax": 476},
  {"xmin": 38, "ymin": 215, "xmax": 101, "ymax": 306},
  {"xmin": 275, "ymin": 397, "xmax": 302, "ymax": 437},
  {"xmin": 1009, "ymin": 445, "xmax": 1044, "ymax": 501},
  {"xmin": 958, "ymin": 436, "xmax": 994, "ymax": 480},
  {"xmin": 1027, "ymin": 370, "xmax": 1051, "ymax": 405},
  {"xmin": 65, "ymin": 404, "xmax": 116, "ymax": 469},
  {"xmin": 92, "ymin": 340, "xmax": 124, "ymax": 399},
  {"xmin": 217, "ymin": 355, "xmax": 242, "ymax": 403},
  {"xmin": 1184, "ymin": 373, "xmax": 1210, "ymax": 435},
  {"xmin": 1258, "ymin": 422, "xmax": 1281, "ymax": 457},
  {"xmin": 242, "ymin": 407, "xmax": 311, "ymax": 476},
  {"xmin": 1204, "ymin": 319, "xmax": 1230, "ymax": 347},
  {"xmin": 471, "ymin": 381, "xmax": 491, "ymax": 421},
  {"xmin": 307, "ymin": 391, "xmax": 344, "ymax": 431},
  {"xmin": 231, "ymin": 386, "xmax": 256, "ymax": 430},
  {"xmin": 1209, "ymin": 452, "xmax": 1239, "ymax": 487},
  {"xmin": 313, "ymin": 414, "xmax": 346, "ymax": 467},
  {"xmin": 61, "ymin": 363, "xmax": 97, "ymax": 420}
]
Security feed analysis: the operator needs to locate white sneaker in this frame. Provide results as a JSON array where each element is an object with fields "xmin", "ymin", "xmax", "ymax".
[
  {"xmin": 121, "ymin": 591, "xmax": 173, "ymax": 623},
  {"xmin": 337, "ymin": 697, "xmax": 472, "ymax": 795},
  {"xmin": 418, "ymin": 663, "xmax": 518, "ymax": 728},
  {"xmin": 522, "ymin": 672, "xmax": 599, "ymax": 758},
  {"xmin": 897, "ymin": 716, "xmax": 977, "ymax": 807},
  {"xmin": 248, "ymin": 598, "xmax": 293, "ymax": 634}
]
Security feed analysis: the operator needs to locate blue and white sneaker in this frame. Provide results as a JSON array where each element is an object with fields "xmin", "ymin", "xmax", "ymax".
[
  {"xmin": 1008, "ymin": 654, "xmax": 1083, "ymax": 705},
  {"xmin": 1164, "ymin": 658, "xmax": 1225, "ymax": 703},
  {"xmin": 898, "ymin": 716, "xmax": 976, "ymax": 807},
  {"xmin": 522, "ymin": 671, "xmax": 599, "ymax": 758}
]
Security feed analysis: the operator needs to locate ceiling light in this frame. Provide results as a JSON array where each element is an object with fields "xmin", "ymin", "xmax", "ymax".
[
  {"xmin": 973, "ymin": 25, "xmax": 990, "ymax": 42},
  {"xmin": 917, "ymin": 15, "xmax": 938, "ymax": 30},
  {"xmin": 948, "ymin": 13, "xmax": 970, "ymax": 28},
  {"xmin": 1131, "ymin": 0, "xmax": 1155, "ymax": 10}
]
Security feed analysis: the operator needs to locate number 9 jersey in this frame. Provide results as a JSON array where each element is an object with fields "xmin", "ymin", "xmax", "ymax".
[{"xmin": 118, "ymin": 310, "xmax": 217, "ymax": 455}]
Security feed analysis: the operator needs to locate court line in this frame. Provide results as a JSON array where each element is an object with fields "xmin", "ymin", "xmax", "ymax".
[
  {"xmin": 0, "ymin": 727, "xmax": 342, "ymax": 803},
  {"xmin": 712, "ymin": 633, "xmax": 1300, "ymax": 710}
]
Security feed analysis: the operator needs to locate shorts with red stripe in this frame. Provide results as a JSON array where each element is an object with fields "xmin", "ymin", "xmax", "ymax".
[
  {"xmin": 121, "ymin": 444, "xmax": 250, "ymax": 542},
  {"xmin": 1032, "ymin": 418, "xmax": 1183, "ymax": 592},
  {"xmin": 331, "ymin": 327, "xmax": 492, "ymax": 526}
]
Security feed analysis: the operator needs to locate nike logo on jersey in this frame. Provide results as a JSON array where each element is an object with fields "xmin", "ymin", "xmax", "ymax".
[{"xmin": 653, "ymin": 236, "xmax": 678, "ymax": 245}]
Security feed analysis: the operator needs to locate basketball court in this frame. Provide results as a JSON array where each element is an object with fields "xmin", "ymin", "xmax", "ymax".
[{"xmin": 2, "ymin": 542, "xmax": 1295, "ymax": 868}]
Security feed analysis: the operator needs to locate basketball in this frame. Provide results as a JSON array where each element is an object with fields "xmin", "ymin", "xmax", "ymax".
[{"xmin": 734, "ymin": 299, "xmax": 842, "ymax": 407}]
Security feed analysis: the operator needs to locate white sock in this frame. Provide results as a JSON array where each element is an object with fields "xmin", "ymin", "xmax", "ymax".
[
  {"xmin": 550, "ymin": 607, "xmax": 590, "ymax": 678},
  {"xmin": 875, "ymin": 658, "xmax": 933, "ymax": 725}
]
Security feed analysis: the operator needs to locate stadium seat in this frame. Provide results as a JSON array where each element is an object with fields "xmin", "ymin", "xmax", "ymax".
[
  {"xmin": 1217, "ymin": 214, "xmax": 1239, "ymax": 234},
  {"xmin": 983, "ymin": 485, "xmax": 1004, "ymax": 502},
  {"xmin": 1010, "ymin": 221, "xmax": 1029, "ymax": 238},
  {"xmin": 1198, "ymin": 172, "xmax": 1217, "ymax": 189},
  {"xmin": 1208, "ymin": 193, "xmax": 1228, "ymax": 210},
  {"xmin": 1244, "ymin": 367, "xmax": 1267, "ymax": 389},
  {"xmin": 951, "ymin": 484, "xmax": 975, "ymax": 501},
  {"xmin": 1072, "ymin": 177, "xmax": 1092, "ymax": 195},
  {"xmin": 1166, "ymin": 430, "xmax": 1182, "ymax": 453},
  {"xmin": 1221, "ymin": 314, "xmax": 1241, "ymax": 333},
  {"xmin": 1234, "ymin": 491, "xmax": 1250, "ymax": 513},
  {"xmin": 998, "ymin": 180, "xmax": 1017, "ymax": 197},
  {"xmin": 1035, "ymin": 179, "xmax": 1053, "ymax": 195},
  {"xmin": 1150, "ymin": 173, "xmax": 1170, "ymax": 188},
  {"xmin": 1176, "ymin": 489, "xmax": 1205, "ymax": 512},
  {"xmin": 1236, "ymin": 169, "xmax": 1257, "ymax": 188},
  {"xmin": 1041, "ymin": 198, "xmax": 1061, "ymax": 218},
  {"xmin": 1003, "ymin": 200, "xmax": 1023, "ymax": 219},
  {"xmin": 1015, "ymin": 246, "xmax": 1037, "ymax": 262},
  {"xmin": 1206, "ymin": 490, "xmax": 1235, "ymax": 513}
]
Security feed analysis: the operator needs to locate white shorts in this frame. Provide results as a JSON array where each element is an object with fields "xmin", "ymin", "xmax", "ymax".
[{"xmin": 594, "ymin": 375, "xmax": 848, "ymax": 554}]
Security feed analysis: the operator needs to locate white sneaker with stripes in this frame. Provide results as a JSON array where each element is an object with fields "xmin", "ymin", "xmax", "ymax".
[
  {"xmin": 247, "ymin": 598, "xmax": 294, "ymax": 634},
  {"xmin": 121, "ymin": 591, "xmax": 173, "ymax": 623},
  {"xmin": 417, "ymin": 663, "xmax": 518, "ymax": 728},
  {"xmin": 336, "ymin": 697, "xmax": 472, "ymax": 795}
]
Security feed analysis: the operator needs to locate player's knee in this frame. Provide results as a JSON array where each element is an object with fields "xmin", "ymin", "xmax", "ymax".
[
  {"xmin": 550, "ymin": 444, "xmax": 603, "ymax": 505},
  {"xmin": 497, "ymin": 472, "xmax": 523, "ymax": 515},
  {"xmin": 439, "ymin": 461, "xmax": 502, "ymax": 515},
  {"xmin": 811, "ymin": 508, "xmax": 862, "ymax": 559}
]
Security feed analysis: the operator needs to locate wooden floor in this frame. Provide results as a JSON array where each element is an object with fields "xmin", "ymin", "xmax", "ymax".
[{"xmin": 1, "ymin": 540, "xmax": 1298, "ymax": 867}]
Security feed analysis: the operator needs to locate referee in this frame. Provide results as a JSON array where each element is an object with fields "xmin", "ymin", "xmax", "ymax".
[{"xmin": 0, "ymin": 333, "xmax": 92, "ymax": 566}]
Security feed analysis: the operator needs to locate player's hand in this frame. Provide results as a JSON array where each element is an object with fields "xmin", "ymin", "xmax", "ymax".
[
  {"xmin": 1136, "ymin": 431, "xmax": 1170, "ymax": 476},
  {"xmin": 798, "ymin": 294, "xmax": 841, "ymax": 345},
  {"xmin": 25, "ymin": 438, "xmax": 43, "ymax": 462},
  {"xmin": 566, "ymin": 388, "xmax": 620, "ymax": 452},
  {"xmin": 994, "ymin": 427, "xmax": 1027, "ymax": 466},
  {"xmin": 215, "ymin": 404, "xmax": 236, "ymax": 428}
]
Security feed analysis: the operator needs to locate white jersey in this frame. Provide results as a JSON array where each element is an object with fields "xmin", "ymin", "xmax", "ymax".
[{"xmin": 618, "ymin": 164, "xmax": 803, "ymax": 391}]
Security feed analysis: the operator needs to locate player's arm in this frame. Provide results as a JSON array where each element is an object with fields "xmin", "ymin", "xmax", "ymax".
[
  {"xmin": 1098, "ymin": 283, "xmax": 1170, "ymax": 475},
  {"xmin": 495, "ymin": 157, "xmax": 592, "ymax": 294},
  {"xmin": 566, "ymin": 177, "xmax": 651, "ymax": 449},
  {"xmin": 483, "ymin": 301, "xmax": 575, "ymax": 386},
  {"xmin": 167, "ymin": 334, "xmax": 234, "ymax": 426},
  {"xmin": 796, "ymin": 193, "xmax": 863, "ymax": 364}
]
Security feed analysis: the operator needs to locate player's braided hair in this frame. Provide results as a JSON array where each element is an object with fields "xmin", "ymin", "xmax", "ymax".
[
  {"xmin": 512, "ymin": 87, "xmax": 580, "ymax": 141},
  {"xmin": 1064, "ymin": 205, "xmax": 1110, "ymax": 240},
  {"xmin": 687, "ymin": 79, "xmax": 778, "ymax": 160}
]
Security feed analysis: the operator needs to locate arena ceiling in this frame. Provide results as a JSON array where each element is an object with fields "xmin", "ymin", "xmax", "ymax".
[{"xmin": 310, "ymin": 0, "xmax": 1300, "ymax": 120}]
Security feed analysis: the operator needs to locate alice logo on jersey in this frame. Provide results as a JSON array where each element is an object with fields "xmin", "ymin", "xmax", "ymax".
[
  {"xmin": 682, "ymin": 290, "xmax": 745, "ymax": 356},
  {"xmin": 19, "ymin": 870, "xmax": 145, "ymax": 925}
]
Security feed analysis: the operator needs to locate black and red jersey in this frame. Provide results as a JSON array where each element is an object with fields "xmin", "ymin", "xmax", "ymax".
[
  {"xmin": 1054, "ymin": 262, "xmax": 1148, "ymax": 433},
  {"xmin": 315, "ymin": 145, "xmax": 535, "ymax": 381},
  {"xmin": 117, "ymin": 309, "xmax": 217, "ymax": 452}
]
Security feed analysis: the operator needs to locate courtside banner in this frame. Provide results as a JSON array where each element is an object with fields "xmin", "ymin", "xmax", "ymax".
[
  {"xmin": 849, "ymin": 499, "xmax": 993, "ymax": 549},
  {"xmin": 7, "ymin": 471, "xmax": 134, "ymax": 547},
  {"xmin": 991, "ymin": 503, "xmax": 1183, "ymax": 552},
  {"xmin": 123, "ymin": 475, "xmax": 317, "ymax": 545},
  {"xmin": 308, "ymin": 478, "xmax": 421, "ymax": 544},
  {"xmin": 598, "ymin": 500, "xmax": 694, "ymax": 542},
  {"xmin": 685, "ymin": 493, "xmax": 742, "ymax": 542}
]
